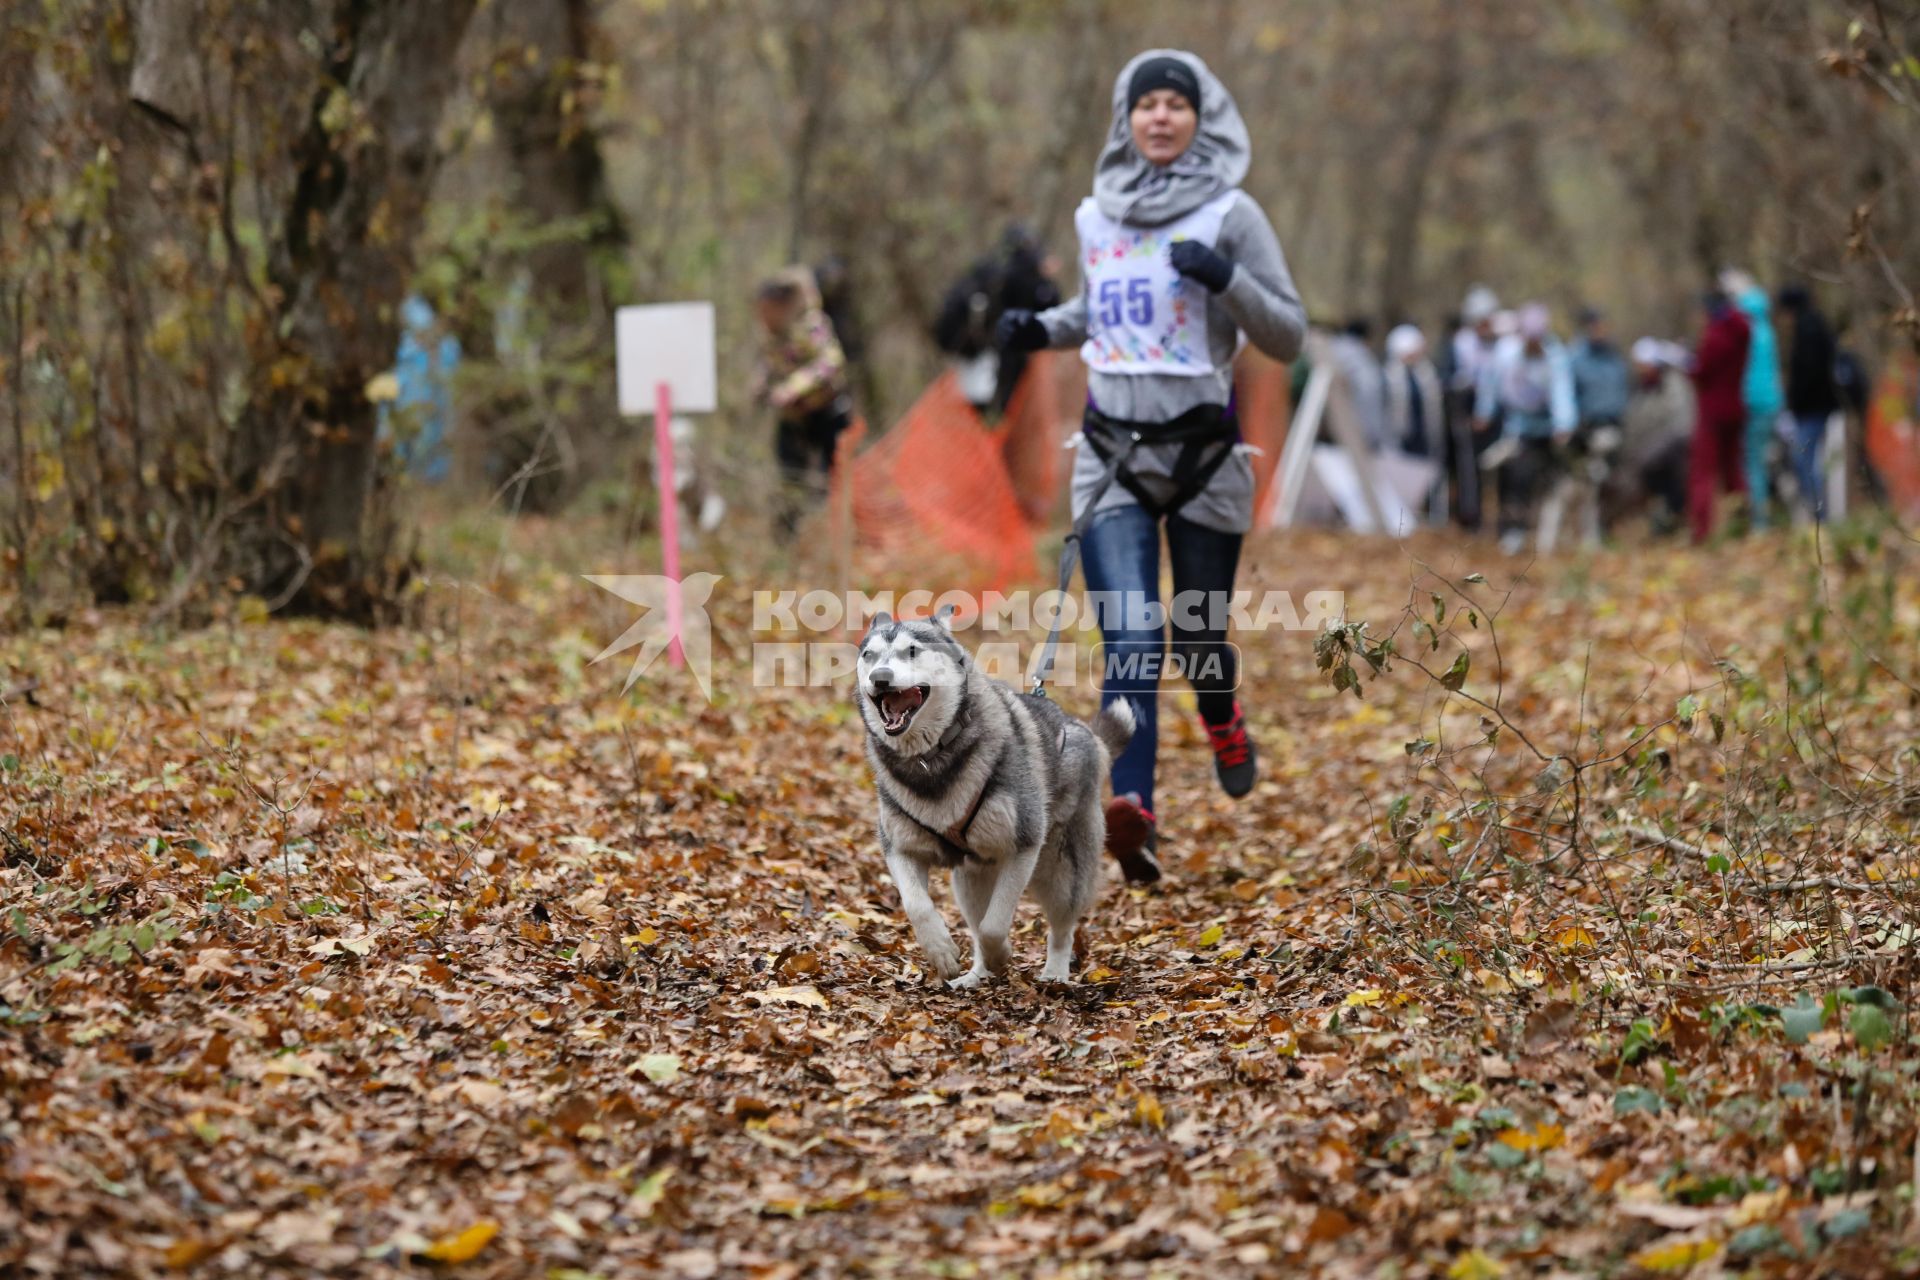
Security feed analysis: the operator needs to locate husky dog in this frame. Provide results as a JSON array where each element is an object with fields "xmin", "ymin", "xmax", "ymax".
[{"xmin": 857, "ymin": 607, "xmax": 1134, "ymax": 989}]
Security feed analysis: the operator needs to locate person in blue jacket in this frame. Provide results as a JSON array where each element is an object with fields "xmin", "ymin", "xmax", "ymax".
[
  {"xmin": 1727, "ymin": 274, "xmax": 1785, "ymax": 530},
  {"xmin": 383, "ymin": 295, "xmax": 460, "ymax": 482}
]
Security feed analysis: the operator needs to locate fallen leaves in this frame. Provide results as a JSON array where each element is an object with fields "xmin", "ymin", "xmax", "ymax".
[
  {"xmin": 627, "ymin": 1167, "xmax": 675, "ymax": 1219},
  {"xmin": 4, "ymin": 526, "xmax": 1918, "ymax": 1278},
  {"xmin": 1555, "ymin": 924, "xmax": 1597, "ymax": 951},
  {"xmin": 1523, "ymin": 999, "xmax": 1580, "ymax": 1049},
  {"xmin": 305, "ymin": 932, "xmax": 374, "ymax": 958},
  {"xmin": 456, "ymin": 1078, "xmax": 506, "ymax": 1107},
  {"xmin": 633, "ymin": 1052, "xmax": 682, "ymax": 1083},
  {"xmin": 1448, "ymin": 1249, "xmax": 1508, "ymax": 1280},
  {"xmin": 1629, "ymin": 1235, "xmax": 1721, "ymax": 1272},
  {"xmin": 420, "ymin": 1219, "xmax": 500, "ymax": 1264},
  {"xmin": 1496, "ymin": 1122, "xmax": 1566, "ymax": 1153},
  {"xmin": 163, "ymin": 1236, "xmax": 219, "ymax": 1269},
  {"xmin": 181, "ymin": 947, "xmax": 243, "ymax": 983}
]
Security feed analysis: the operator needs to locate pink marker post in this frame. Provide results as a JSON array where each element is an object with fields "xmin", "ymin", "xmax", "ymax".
[
  {"xmin": 652, "ymin": 379, "xmax": 684, "ymax": 668},
  {"xmin": 616, "ymin": 301, "xmax": 715, "ymax": 675}
]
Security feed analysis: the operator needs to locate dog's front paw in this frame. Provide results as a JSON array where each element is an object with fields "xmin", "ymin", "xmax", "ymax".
[
  {"xmin": 947, "ymin": 967, "xmax": 992, "ymax": 991},
  {"xmin": 922, "ymin": 932, "xmax": 965, "ymax": 981},
  {"xmin": 1037, "ymin": 959, "xmax": 1072, "ymax": 984}
]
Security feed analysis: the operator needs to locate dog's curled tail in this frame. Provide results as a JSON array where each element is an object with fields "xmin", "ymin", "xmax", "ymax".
[{"xmin": 1090, "ymin": 698, "xmax": 1136, "ymax": 759}]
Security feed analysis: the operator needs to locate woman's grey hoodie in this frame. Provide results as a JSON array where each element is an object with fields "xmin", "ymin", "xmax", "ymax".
[{"xmin": 1039, "ymin": 48, "xmax": 1307, "ymax": 534}]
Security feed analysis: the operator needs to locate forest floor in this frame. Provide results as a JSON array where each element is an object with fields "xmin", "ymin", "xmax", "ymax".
[{"xmin": 4, "ymin": 509, "xmax": 1920, "ymax": 1278}]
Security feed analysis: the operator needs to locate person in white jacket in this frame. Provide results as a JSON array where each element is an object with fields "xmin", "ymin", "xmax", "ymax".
[{"xmin": 1475, "ymin": 303, "xmax": 1577, "ymax": 553}]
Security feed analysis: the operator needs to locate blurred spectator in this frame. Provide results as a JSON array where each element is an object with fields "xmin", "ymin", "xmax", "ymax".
[
  {"xmin": 813, "ymin": 255, "xmax": 864, "ymax": 368},
  {"xmin": 813, "ymin": 254, "xmax": 873, "ymax": 411},
  {"xmin": 1443, "ymin": 285, "xmax": 1503, "ymax": 529},
  {"xmin": 1834, "ymin": 330, "xmax": 1873, "ymax": 423},
  {"xmin": 1330, "ymin": 317, "xmax": 1388, "ymax": 451},
  {"xmin": 1607, "ymin": 337, "xmax": 1695, "ymax": 535},
  {"xmin": 1384, "ymin": 324, "xmax": 1445, "ymax": 458},
  {"xmin": 382, "ymin": 294, "xmax": 460, "ymax": 484},
  {"xmin": 1687, "ymin": 290, "xmax": 1753, "ymax": 543},
  {"xmin": 1833, "ymin": 323, "xmax": 1878, "ymax": 508},
  {"xmin": 934, "ymin": 224, "xmax": 1061, "ymax": 418},
  {"xmin": 1570, "ymin": 306, "xmax": 1631, "ymax": 435},
  {"xmin": 1476, "ymin": 302, "xmax": 1576, "ymax": 554},
  {"xmin": 1557, "ymin": 306, "xmax": 1632, "ymax": 545},
  {"xmin": 1724, "ymin": 271, "xmax": 1785, "ymax": 529},
  {"xmin": 752, "ymin": 267, "xmax": 853, "ymax": 535},
  {"xmin": 1448, "ymin": 286, "xmax": 1503, "ymax": 406},
  {"xmin": 1383, "ymin": 323, "xmax": 1448, "ymax": 524},
  {"xmin": 1777, "ymin": 284, "xmax": 1839, "ymax": 523}
]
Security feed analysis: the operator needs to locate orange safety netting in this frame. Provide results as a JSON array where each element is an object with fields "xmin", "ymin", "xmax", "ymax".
[
  {"xmin": 1867, "ymin": 353, "xmax": 1920, "ymax": 522},
  {"xmin": 828, "ymin": 349, "xmax": 1292, "ymax": 592},
  {"xmin": 828, "ymin": 370, "xmax": 1040, "ymax": 593},
  {"xmin": 1236, "ymin": 347, "xmax": 1291, "ymax": 520}
]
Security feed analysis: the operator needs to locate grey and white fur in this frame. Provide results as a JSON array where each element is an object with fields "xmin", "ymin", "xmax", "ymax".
[{"xmin": 857, "ymin": 607, "xmax": 1135, "ymax": 989}]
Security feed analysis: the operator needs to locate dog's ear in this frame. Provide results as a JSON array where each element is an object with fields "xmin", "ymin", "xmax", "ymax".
[
  {"xmin": 867, "ymin": 610, "xmax": 893, "ymax": 633},
  {"xmin": 933, "ymin": 604, "xmax": 956, "ymax": 632}
]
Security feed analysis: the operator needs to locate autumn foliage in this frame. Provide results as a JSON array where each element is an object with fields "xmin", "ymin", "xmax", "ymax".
[{"xmin": 5, "ymin": 517, "xmax": 1920, "ymax": 1276}]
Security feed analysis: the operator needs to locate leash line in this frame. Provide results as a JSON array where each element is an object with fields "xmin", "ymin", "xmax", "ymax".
[{"xmin": 1029, "ymin": 429, "xmax": 1140, "ymax": 697}]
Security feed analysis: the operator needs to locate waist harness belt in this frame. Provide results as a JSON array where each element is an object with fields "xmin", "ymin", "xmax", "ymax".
[
  {"xmin": 1081, "ymin": 403, "xmax": 1240, "ymax": 521},
  {"xmin": 1029, "ymin": 402, "xmax": 1239, "ymax": 695}
]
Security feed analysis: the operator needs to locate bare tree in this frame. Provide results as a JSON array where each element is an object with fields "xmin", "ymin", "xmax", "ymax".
[{"xmin": 42, "ymin": 0, "xmax": 482, "ymax": 619}]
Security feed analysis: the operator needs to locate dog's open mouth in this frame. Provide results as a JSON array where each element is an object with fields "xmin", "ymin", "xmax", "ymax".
[{"xmin": 873, "ymin": 686, "xmax": 928, "ymax": 736}]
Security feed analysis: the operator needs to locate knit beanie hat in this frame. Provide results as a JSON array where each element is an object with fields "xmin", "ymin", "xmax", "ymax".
[{"xmin": 1127, "ymin": 55, "xmax": 1201, "ymax": 113}]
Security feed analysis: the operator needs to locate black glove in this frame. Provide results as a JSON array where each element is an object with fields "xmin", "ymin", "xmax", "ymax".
[
  {"xmin": 996, "ymin": 309, "xmax": 1049, "ymax": 352},
  {"xmin": 1170, "ymin": 240, "xmax": 1234, "ymax": 293}
]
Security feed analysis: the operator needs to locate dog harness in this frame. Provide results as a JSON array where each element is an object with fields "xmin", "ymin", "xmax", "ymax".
[
  {"xmin": 902, "ymin": 719, "xmax": 1070, "ymax": 862},
  {"xmin": 938, "ymin": 776, "xmax": 993, "ymax": 858}
]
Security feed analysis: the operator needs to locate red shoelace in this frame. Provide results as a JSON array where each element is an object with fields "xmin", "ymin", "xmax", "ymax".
[{"xmin": 1205, "ymin": 712, "xmax": 1251, "ymax": 767}]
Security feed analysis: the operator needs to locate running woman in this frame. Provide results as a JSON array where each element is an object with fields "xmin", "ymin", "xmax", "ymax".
[{"xmin": 998, "ymin": 50, "xmax": 1306, "ymax": 883}]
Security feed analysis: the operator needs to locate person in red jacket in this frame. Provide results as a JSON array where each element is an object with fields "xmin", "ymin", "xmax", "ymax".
[{"xmin": 1687, "ymin": 290, "xmax": 1753, "ymax": 543}]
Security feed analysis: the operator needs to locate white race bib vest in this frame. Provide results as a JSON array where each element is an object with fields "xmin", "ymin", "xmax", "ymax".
[{"xmin": 1074, "ymin": 190, "xmax": 1238, "ymax": 377}]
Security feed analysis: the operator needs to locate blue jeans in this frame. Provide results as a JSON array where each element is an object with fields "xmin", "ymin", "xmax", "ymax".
[
  {"xmin": 1078, "ymin": 503, "xmax": 1243, "ymax": 815},
  {"xmin": 1791, "ymin": 413, "xmax": 1829, "ymax": 522}
]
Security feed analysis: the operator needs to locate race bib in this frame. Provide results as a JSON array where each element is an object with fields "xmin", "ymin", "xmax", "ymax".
[{"xmin": 1075, "ymin": 191, "xmax": 1237, "ymax": 377}]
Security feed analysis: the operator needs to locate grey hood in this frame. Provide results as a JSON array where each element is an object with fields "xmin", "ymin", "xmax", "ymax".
[{"xmin": 1092, "ymin": 49, "xmax": 1250, "ymax": 228}]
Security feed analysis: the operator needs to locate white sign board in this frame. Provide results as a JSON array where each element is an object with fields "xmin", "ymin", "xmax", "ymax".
[{"xmin": 616, "ymin": 302, "xmax": 717, "ymax": 415}]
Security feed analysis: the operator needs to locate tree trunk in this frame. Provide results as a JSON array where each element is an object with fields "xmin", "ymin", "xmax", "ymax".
[
  {"xmin": 128, "ymin": 0, "xmax": 199, "ymax": 131},
  {"xmin": 477, "ymin": 0, "xmax": 631, "ymax": 513},
  {"xmin": 0, "ymin": 6, "xmax": 35, "ymax": 198},
  {"xmin": 783, "ymin": 4, "xmax": 837, "ymax": 263},
  {"xmin": 1338, "ymin": 154, "xmax": 1375, "ymax": 319},
  {"xmin": 240, "ymin": 0, "xmax": 478, "ymax": 613},
  {"xmin": 491, "ymin": 0, "xmax": 629, "ymax": 308},
  {"xmin": 1376, "ymin": 31, "xmax": 1462, "ymax": 326}
]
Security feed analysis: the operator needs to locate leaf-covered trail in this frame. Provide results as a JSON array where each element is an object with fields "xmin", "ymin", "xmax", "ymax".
[{"xmin": 4, "ymin": 526, "xmax": 1917, "ymax": 1277}]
